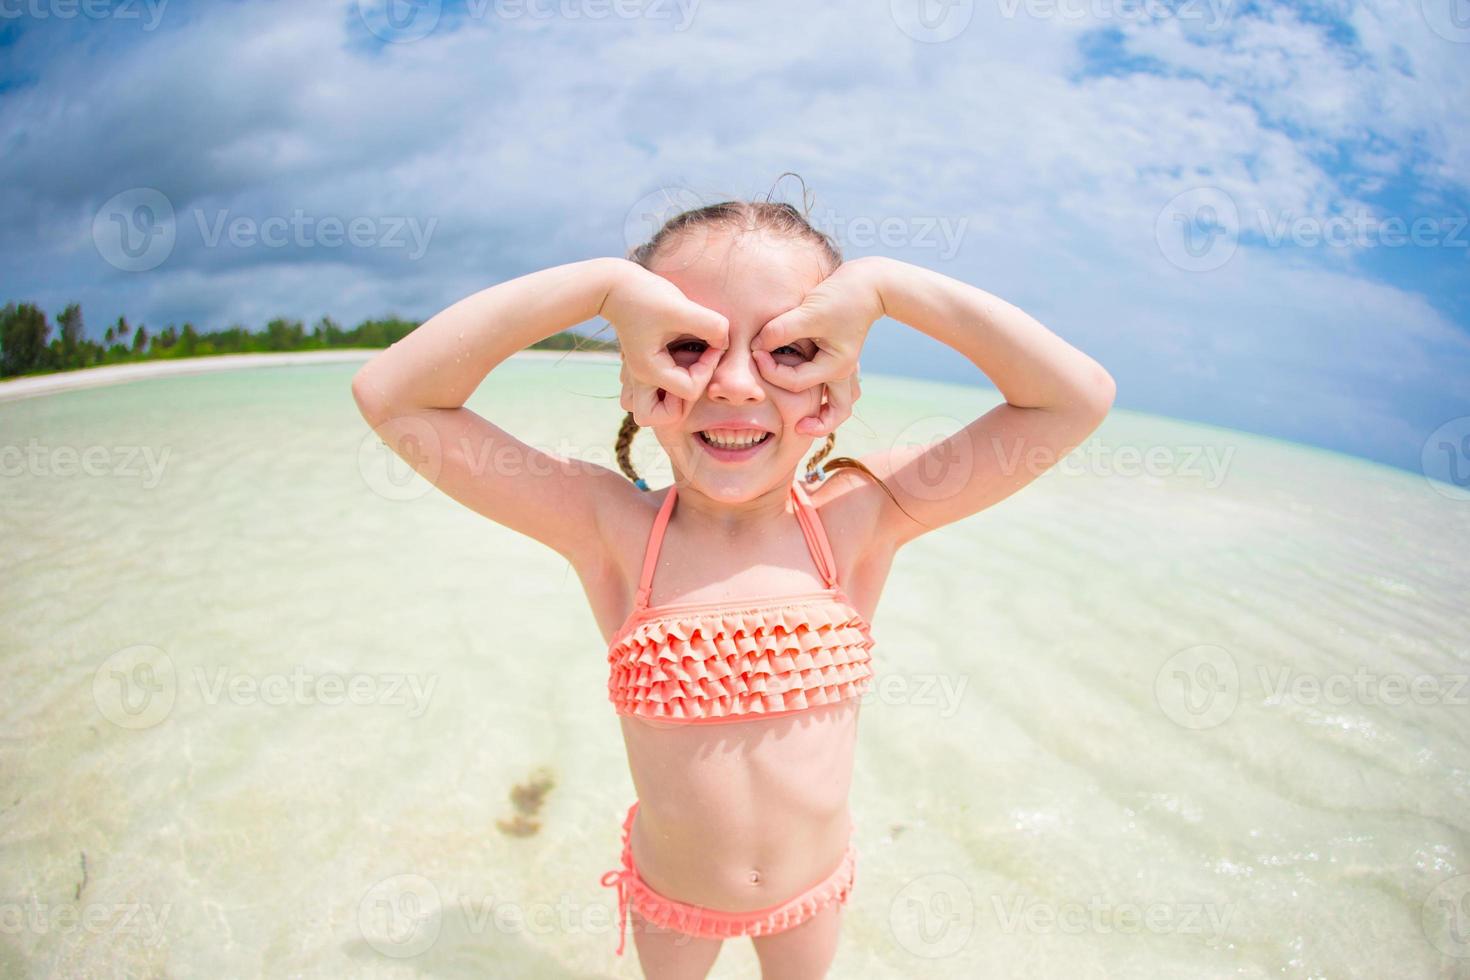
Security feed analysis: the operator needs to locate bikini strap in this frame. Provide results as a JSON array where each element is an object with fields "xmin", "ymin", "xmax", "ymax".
[
  {"xmin": 633, "ymin": 484, "xmax": 678, "ymax": 611},
  {"xmin": 791, "ymin": 479, "xmax": 841, "ymax": 590}
]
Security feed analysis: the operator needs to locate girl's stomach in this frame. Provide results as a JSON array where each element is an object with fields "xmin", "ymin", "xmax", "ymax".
[{"xmin": 617, "ymin": 699, "xmax": 861, "ymax": 912}]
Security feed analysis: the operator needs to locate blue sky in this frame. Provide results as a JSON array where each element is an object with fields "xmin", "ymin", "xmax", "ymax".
[{"xmin": 0, "ymin": 0, "xmax": 1467, "ymax": 482}]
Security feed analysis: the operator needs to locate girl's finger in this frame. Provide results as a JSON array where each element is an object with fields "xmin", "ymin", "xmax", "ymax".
[
  {"xmin": 751, "ymin": 305, "xmax": 814, "ymax": 356},
  {"xmin": 630, "ymin": 385, "xmax": 674, "ymax": 428},
  {"xmin": 636, "ymin": 316, "xmax": 726, "ymax": 404},
  {"xmin": 653, "ymin": 305, "xmax": 729, "ymax": 401},
  {"xmin": 624, "ymin": 365, "xmax": 702, "ymax": 429},
  {"xmin": 684, "ymin": 304, "xmax": 731, "ymax": 351},
  {"xmin": 820, "ymin": 376, "xmax": 855, "ymax": 435},
  {"xmin": 643, "ymin": 349, "xmax": 703, "ymax": 405},
  {"xmin": 752, "ymin": 345, "xmax": 849, "ymax": 394},
  {"xmin": 796, "ymin": 372, "xmax": 859, "ymax": 437},
  {"xmin": 795, "ymin": 389, "xmax": 834, "ymax": 437}
]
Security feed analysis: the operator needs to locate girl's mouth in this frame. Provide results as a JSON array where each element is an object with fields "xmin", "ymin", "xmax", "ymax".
[{"xmin": 696, "ymin": 429, "xmax": 773, "ymax": 462}]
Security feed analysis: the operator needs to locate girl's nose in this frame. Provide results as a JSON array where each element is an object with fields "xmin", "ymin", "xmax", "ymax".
[{"xmin": 705, "ymin": 346, "xmax": 765, "ymax": 403}]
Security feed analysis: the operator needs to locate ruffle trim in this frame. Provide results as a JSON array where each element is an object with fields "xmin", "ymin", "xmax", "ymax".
[
  {"xmin": 626, "ymin": 846, "xmax": 856, "ymax": 940},
  {"xmin": 607, "ymin": 597, "xmax": 876, "ymax": 722}
]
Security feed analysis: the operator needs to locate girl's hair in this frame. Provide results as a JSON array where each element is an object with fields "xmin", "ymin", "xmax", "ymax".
[{"xmin": 614, "ymin": 174, "xmax": 916, "ymax": 523}]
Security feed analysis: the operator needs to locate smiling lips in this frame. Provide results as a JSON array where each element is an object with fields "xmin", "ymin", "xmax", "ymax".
[
  {"xmin": 698, "ymin": 428, "xmax": 773, "ymax": 449},
  {"xmin": 694, "ymin": 427, "xmax": 775, "ymax": 460}
]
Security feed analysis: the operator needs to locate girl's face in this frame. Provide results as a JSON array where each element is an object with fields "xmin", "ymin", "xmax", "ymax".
[{"xmin": 643, "ymin": 228, "xmax": 831, "ymax": 502}]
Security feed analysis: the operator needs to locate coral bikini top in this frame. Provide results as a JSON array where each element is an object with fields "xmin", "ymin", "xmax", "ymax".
[{"xmin": 607, "ymin": 478, "xmax": 876, "ymax": 725}]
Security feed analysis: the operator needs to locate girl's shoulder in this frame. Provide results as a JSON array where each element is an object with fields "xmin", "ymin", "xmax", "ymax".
[{"xmin": 803, "ymin": 468, "xmax": 896, "ymax": 622}]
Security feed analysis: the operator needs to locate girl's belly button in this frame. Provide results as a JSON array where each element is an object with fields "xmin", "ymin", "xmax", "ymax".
[{"xmin": 748, "ymin": 867, "xmax": 762, "ymax": 885}]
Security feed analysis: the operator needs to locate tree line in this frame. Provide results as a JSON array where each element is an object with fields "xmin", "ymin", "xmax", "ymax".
[{"xmin": 0, "ymin": 301, "xmax": 617, "ymax": 379}]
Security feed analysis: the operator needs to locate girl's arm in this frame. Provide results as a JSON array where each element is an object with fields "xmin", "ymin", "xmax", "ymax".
[
  {"xmin": 847, "ymin": 256, "xmax": 1116, "ymax": 548},
  {"xmin": 350, "ymin": 257, "xmax": 635, "ymax": 569}
]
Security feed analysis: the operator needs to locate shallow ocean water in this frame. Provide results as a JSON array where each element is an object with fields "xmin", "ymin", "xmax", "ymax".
[{"xmin": 1, "ymin": 353, "xmax": 1467, "ymax": 978}]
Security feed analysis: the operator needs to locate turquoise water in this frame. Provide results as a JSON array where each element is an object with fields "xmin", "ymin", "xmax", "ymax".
[{"xmin": 1, "ymin": 355, "xmax": 1467, "ymax": 978}]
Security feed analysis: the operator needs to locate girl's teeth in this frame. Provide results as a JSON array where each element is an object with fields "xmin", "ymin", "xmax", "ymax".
[{"xmin": 701, "ymin": 431, "xmax": 769, "ymax": 449}]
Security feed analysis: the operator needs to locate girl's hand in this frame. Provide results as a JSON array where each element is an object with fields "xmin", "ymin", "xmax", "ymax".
[
  {"xmin": 602, "ymin": 262, "xmax": 729, "ymax": 427},
  {"xmin": 750, "ymin": 258, "xmax": 883, "ymax": 436},
  {"xmin": 795, "ymin": 364, "xmax": 862, "ymax": 437}
]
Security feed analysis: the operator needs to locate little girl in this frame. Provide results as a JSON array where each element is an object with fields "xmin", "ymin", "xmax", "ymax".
[{"xmin": 351, "ymin": 195, "xmax": 1115, "ymax": 979}]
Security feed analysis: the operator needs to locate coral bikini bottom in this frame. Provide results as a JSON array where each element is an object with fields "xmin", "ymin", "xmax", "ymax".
[{"xmin": 598, "ymin": 800, "xmax": 858, "ymax": 957}]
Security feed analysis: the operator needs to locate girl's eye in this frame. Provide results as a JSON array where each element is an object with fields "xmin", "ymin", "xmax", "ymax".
[
  {"xmin": 668, "ymin": 339, "xmax": 707, "ymax": 367},
  {"xmin": 770, "ymin": 340, "xmax": 817, "ymax": 364},
  {"xmin": 665, "ymin": 340, "xmax": 812, "ymax": 365}
]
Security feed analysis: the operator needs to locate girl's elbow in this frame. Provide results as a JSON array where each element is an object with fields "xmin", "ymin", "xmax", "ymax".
[
  {"xmin": 1095, "ymin": 371, "xmax": 1117, "ymax": 412},
  {"xmin": 1084, "ymin": 363, "xmax": 1116, "ymax": 415},
  {"xmin": 351, "ymin": 367, "xmax": 389, "ymax": 425}
]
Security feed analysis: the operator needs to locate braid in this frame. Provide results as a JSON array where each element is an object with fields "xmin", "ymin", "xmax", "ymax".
[
  {"xmin": 803, "ymin": 433, "xmax": 837, "ymax": 483},
  {"xmin": 615, "ymin": 411, "xmax": 649, "ymax": 491}
]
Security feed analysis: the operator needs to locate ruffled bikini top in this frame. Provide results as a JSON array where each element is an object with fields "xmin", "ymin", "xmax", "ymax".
[{"xmin": 607, "ymin": 477, "xmax": 876, "ymax": 725}]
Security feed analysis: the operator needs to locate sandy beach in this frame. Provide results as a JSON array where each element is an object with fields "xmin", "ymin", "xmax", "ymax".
[{"xmin": 0, "ymin": 348, "xmax": 620, "ymax": 404}]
